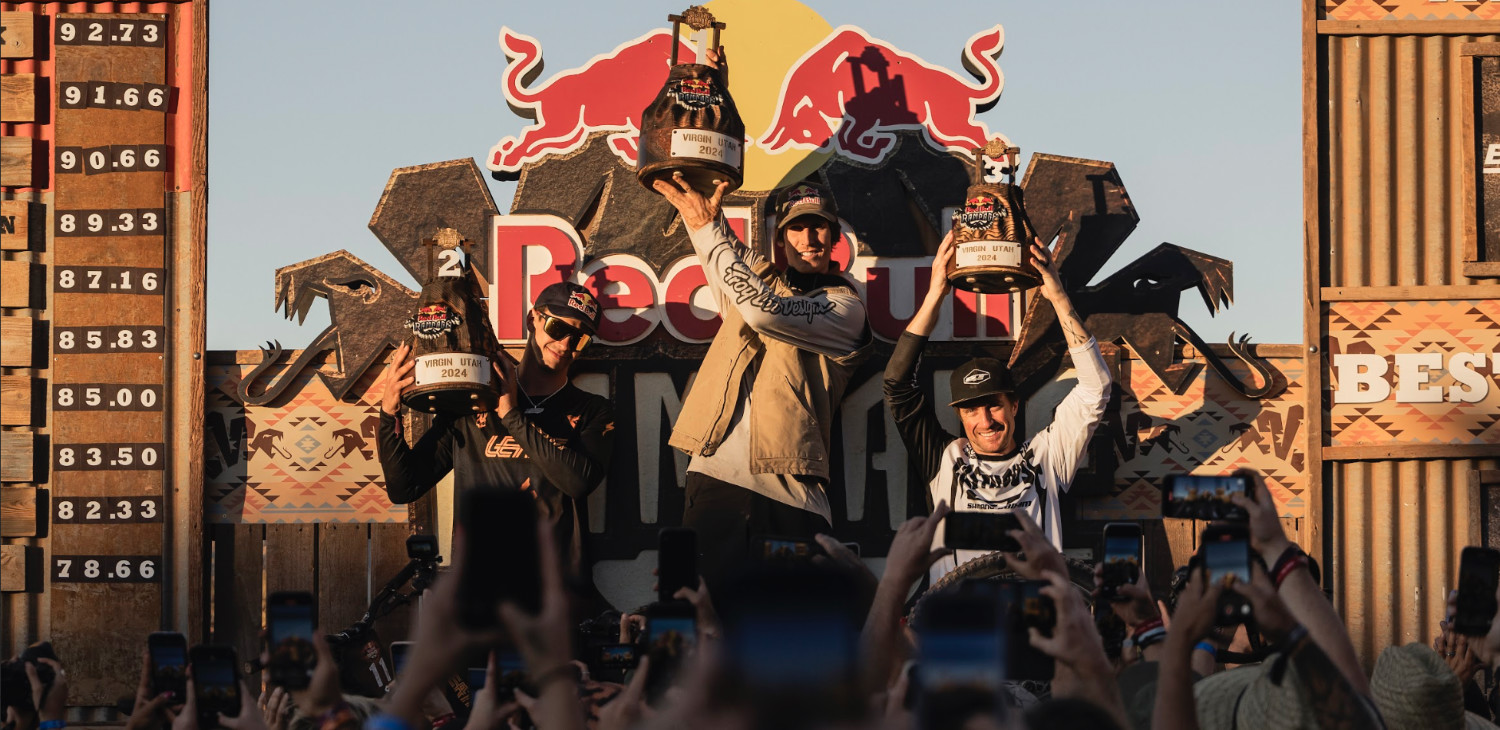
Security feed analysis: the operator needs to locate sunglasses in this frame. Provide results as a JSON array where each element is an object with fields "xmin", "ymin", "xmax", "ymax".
[{"xmin": 538, "ymin": 313, "xmax": 593, "ymax": 350}]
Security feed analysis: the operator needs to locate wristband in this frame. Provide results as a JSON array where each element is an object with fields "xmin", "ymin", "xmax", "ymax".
[
  {"xmin": 40, "ymin": 721, "xmax": 65, "ymax": 730},
  {"xmin": 429, "ymin": 713, "xmax": 458, "ymax": 730},
  {"xmin": 1194, "ymin": 641, "xmax": 1218, "ymax": 658},
  {"xmin": 1134, "ymin": 626, "xmax": 1167, "ymax": 648},
  {"xmin": 1273, "ymin": 552, "xmax": 1309, "ymax": 589},
  {"xmin": 1278, "ymin": 624, "xmax": 1310, "ymax": 655},
  {"xmin": 1129, "ymin": 617, "xmax": 1164, "ymax": 640}
]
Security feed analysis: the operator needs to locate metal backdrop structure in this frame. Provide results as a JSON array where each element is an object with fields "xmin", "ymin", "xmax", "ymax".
[{"xmin": 1310, "ymin": 0, "xmax": 1500, "ymax": 668}]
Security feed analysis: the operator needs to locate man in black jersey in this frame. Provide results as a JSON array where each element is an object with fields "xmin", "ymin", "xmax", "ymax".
[
  {"xmin": 377, "ymin": 282, "xmax": 615, "ymax": 598},
  {"xmin": 883, "ymin": 230, "xmax": 1110, "ymax": 582}
]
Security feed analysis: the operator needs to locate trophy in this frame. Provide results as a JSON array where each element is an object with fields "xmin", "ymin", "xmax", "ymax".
[
  {"xmin": 949, "ymin": 139, "xmax": 1042, "ymax": 294},
  {"xmin": 401, "ymin": 228, "xmax": 500, "ymax": 415},
  {"xmin": 636, "ymin": 5, "xmax": 745, "ymax": 196}
]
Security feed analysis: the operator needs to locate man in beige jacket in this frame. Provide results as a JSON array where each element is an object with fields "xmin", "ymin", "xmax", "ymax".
[{"xmin": 654, "ymin": 172, "xmax": 871, "ymax": 592}]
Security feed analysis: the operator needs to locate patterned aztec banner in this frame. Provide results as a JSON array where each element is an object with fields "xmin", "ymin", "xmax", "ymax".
[
  {"xmin": 1074, "ymin": 356, "xmax": 1309, "ymax": 521},
  {"xmin": 1326, "ymin": 299, "xmax": 1500, "ymax": 448},
  {"xmin": 206, "ymin": 357, "xmax": 407, "ymax": 523},
  {"xmin": 1325, "ymin": 0, "xmax": 1500, "ymax": 21},
  {"xmin": 206, "ymin": 349, "xmax": 1311, "ymax": 524}
]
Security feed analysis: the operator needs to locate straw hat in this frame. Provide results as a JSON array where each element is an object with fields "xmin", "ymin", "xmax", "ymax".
[
  {"xmin": 1191, "ymin": 656, "xmax": 1319, "ymax": 730},
  {"xmin": 1370, "ymin": 643, "xmax": 1498, "ymax": 730}
]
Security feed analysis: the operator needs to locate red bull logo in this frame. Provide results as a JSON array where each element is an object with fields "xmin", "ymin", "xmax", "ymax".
[
  {"xmin": 406, "ymin": 303, "xmax": 461, "ymax": 339},
  {"xmin": 961, "ymin": 195, "xmax": 1000, "ymax": 229},
  {"xmin": 758, "ymin": 25, "xmax": 1006, "ymax": 165},
  {"xmin": 488, "ymin": 28, "xmax": 693, "ymax": 174},
  {"xmin": 488, "ymin": 15, "xmax": 1009, "ymax": 180},
  {"xmin": 673, "ymin": 78, "xmax": 721, "ymax": 109}
]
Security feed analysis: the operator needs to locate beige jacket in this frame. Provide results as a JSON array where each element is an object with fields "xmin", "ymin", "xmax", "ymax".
[{"xmin": 669, "ymin": 247, "xmax": 871, "ymax": 480}]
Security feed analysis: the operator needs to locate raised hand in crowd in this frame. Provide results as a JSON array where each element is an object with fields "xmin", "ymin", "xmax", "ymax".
[
  {"xmin": 127, "ymin": 651, "xmax": 177, "ymax": 730},
  {"xmin": 862, "ymin": 501, "xmax": 953, "ymax": 691},
  {"xmin": 595, "ymin": 657, "xmax": 651, "ymax": 730},
  {"xmin": 25, "ymin": 657, "xmax": 67, "ymax": 730},
  {"xmin": 672, "ymin": 578, "xmax": 722, "ymax": 648},
  {"xmin": 1445, "ymin": 583, "xmax": 1500, "ymax": 672},
  {"xmin": 287, "ymin": 633, "xmax": 342, "ymax": 718},
  {"xmin": 1152, "ymin": 568, "xmax": 1222, "ymax": 730},
  {"xmin": 1229, "ymin": 470, "xmax": 1369, "ymax": 695},
  {"xmin": 497, "ymin": 521, "xmax": 587, "ymax": 730},
  {"xmin": 813, "ymin": 534, "xmax": 879, "ymax": 625},
  {"xmin": 1093, "ymin": 558, "xmax": 1167, "ymax": 666},
  {"xmin": 1001, "ymin": 510, "xmax": 1069, "ymax": 583},
  {"xmin": 459, "ymin": 652, "xmax": 520, "ymax": 730},
  {"xmin": 216, "ymin": 679, "xmax": 268, "ymax": 730},
  {"xmin": 255, "ymin": 688, "xmax": 290, "ymax": 730},
  {"xmin": 1028, "ymin": 570, "xmax": 1129, "ymax": 730}
]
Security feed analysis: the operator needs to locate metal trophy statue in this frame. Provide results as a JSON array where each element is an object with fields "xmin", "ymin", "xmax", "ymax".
[
  {"xmin": 949, "ymin": 139, "xmax": 1043, "ymax": 294},
  {"xmin": 400, "ymin": 228, "xmax": 500, "ymax": 414},
  {"xmin": 636, "ymin": 5, "xmax": 745, "ymax": 196}
]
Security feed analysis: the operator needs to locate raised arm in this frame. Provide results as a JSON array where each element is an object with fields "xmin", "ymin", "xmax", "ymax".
[
  {"xmin": 884, "ymin": 231, "xmax": 960, "ymax": 487},
  {"xmin": 1031, "ymin": 231, "xmax": 1090, "ymax": 350},
  {"xmin": 655, "ymin": 174, "xmax": 867, "ymax": 359}
]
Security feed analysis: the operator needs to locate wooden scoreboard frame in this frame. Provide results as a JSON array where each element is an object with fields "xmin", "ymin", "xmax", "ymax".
[{"xmin": 1, "ymin": 2, "xmax": 207, "ymax": 708}]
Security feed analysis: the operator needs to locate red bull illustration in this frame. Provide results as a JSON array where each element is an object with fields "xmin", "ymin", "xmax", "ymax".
[
  {"xmin": 488, "ymin": 28, "xmax": 693, "ymax": 174},
  {"xmin": 757, "ymin": 25, "xmax": 1007, "ymax": 164}
]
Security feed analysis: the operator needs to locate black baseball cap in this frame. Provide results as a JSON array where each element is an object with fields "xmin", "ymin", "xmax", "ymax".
[
  {"xmin": 774, "ymin": 180, "xmax": 839, "ymax": 230},
  {"xmin": 948, "ymin": 357, "xmax": 1016, "ymax": 406},
  {"xmin": 533, "ymin": 282, "xmax": 601, "ymax": 335}
]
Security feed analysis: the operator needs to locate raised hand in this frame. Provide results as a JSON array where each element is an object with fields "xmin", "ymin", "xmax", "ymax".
[
  {"xmin": 379, "ymin": 343, "xmax": 415, "ymax": 416},
  {"xmin": 652, "ymin": 172, "xmax": 728, "ymax": 232},
  {"xmin": 1002, "ymin": 510, "xmax": 1069, "ymax": 582}
]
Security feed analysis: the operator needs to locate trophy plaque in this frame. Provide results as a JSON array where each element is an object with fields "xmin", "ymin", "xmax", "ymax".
[
  {"xmin": 401, "ymin": 228, "xmax": 500, "ymax": 415},
  {"xmin": 636, "ymin": 6, "xmax": 746, "ymax": 196},
  {"xmin": 949, "ymin": 139, "xmax": 1042, "ymax": 294}
]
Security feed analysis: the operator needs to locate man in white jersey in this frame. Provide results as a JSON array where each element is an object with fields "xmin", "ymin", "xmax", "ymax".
[{"xmin": 882, "ymin": 229, "xmax": 1110, "ymax": 582}]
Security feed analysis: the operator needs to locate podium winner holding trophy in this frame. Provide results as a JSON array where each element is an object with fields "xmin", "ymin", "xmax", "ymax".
[
  {"xmin": 376, "ymin": 280, "xmax": 615, "ymax": 597},
  {"xmin": 883, "ymin": 227, "xmax": 1111, "ymax": 581}
]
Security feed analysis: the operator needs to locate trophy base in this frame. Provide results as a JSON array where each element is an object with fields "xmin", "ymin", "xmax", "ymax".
[
  {"xmin": 402, "ymin": 383, "xmax": 499, "ymax": 416},
  {"xmin": 948, "ymin": 266, "xmax": 1043, "ymax": 294},
  {"xmin": 638, "ymin": 160, "xmax": 742, "ymax": 198}
]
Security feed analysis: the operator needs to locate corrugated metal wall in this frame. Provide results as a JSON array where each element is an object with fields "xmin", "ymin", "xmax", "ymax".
[
  {"xmin": 1325, "ymin": 33, "xmax": 1500, "ymax": 286},
  {"xmin": 1331, "ymin": 458, "xmax": 1498, "ymax": 666}
]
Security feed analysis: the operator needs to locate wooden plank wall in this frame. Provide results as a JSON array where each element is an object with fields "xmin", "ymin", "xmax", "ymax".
[{"xmin": 210, "ymin": 522, "xmax": 414, "ymax": 693}]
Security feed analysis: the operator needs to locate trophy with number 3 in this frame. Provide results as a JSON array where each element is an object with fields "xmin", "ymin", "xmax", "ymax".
[
  {"xmin": 949, "ymin": 139, "xmax": 1043, "ymax": 294},
  {"xmin": 636, "ymin": 5, "xmax": 746, "ymax": 196}
]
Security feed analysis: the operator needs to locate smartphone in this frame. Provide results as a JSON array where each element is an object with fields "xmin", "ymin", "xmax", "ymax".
[
  {"xmin": 943, "ymin": 511, "xmax": 1023, "ymax": 552},
  {"xmin": 914, "ymin": 587, "xmax": 1003, "ymax": 730},
  {"xmin": 643, "ymin": 602, "xmax": 697, "ymax": 703},
  {"xmin": 189, "ymin": 646, "xmax": 241, "ymax": 729},
  {"xmin": 1163, "ymin": 474, "xmax": 1250, "ymax": 521},
  {"xmin": 457, "ymin": 489, "xmax": 541, "ymax": 629},
  {"xmin": 389, "ymin": 641, "xmax": 413, "ymax": 676},
  {"xmin": 266, "ymin": 591, "xmax": 317, "ymax": 689},
  {"xmin": 996, "ymin": 579, "xmax": 1055, "ymax": 681},
  {"xmin": 148, "ymin": 632, "xmax": 188, "ymax": 700},
  {"xmin": 1099, "ymin": 523, "xmax": 1143, "ymax": 601},
  {"xmin": 1455, "ymin": 547, "xmax": 1500, "ymax": 636},
  {"xmin": 752, "ymin": 535, "xmax": 820, "ymax": 562},
  {"xmin": 658, "ymin": 528, "xmax": 699, "ymax": 603},
  {"xmin": 593, "ymin": 643, "xmax": 639, "ymax": 684},
  {"xmin": 1201, "ymin": 524, "xmax": 1253, "ymax": 626}
]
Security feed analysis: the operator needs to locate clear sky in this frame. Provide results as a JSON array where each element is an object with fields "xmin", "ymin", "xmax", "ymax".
[{"xmin": 206, "ymin": 0, "xmax": 1302, "ymax": 351}]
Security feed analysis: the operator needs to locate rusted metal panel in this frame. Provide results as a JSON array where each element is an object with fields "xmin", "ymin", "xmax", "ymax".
[
  {"xmin": 1331, "ymin": 457, "xmax": 1500, "ymax": 670},
  {"xmin": 1325, "ymin": 32, "xmax": 1500, "ymax": 287}
]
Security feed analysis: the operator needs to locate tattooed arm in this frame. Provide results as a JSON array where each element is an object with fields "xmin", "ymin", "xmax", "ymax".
[
  {"xmin": 1031, "ymin": 236, "xmax": 1091, "ymax": 350},
  {"xmin": 1285, "ymin": 633, "xmax": 1388, "ymax": 729}
]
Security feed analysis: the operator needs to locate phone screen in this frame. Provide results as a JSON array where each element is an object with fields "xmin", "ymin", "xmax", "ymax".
[
  {"xmin": 458, "ymin": 489, "xmax": 540, "ymax": 628},
  {"xmin": 389, "ymin": 642, "xmax": 412, "ymax": 675},
  {"xmin": 1203, "ymin": 537, "xmax": 1250, "ymax": 585},
  {"xmin": 267, "ymin": 592, "xmax": 315, "ymax": 689},
  {"xmin": 756, "ymin": 537, "xmax": 817, "ymax": 561},
  {"xmin": 190, "ymin": 647, "xmax": 241, "ymax": 727},
  {"xmin": 1456, "ymin": 547, "xmax": 1500, "ymax": 636},
  {"xmin": 1101, "ymin": 524, "xmax": 1143, "ymax": 596},
  {"xmin": 149, "ymin": 633, "xmax": 188, "ymax": 699},
  {"xmin": 995, "ymin": 580, "xmax": 1054, "ymax": 681},
  {"xmin": 1164, "ymin": 475, "xmax": 1249, "ymax": 520},
  {"xmin": 466, "ymin": 666, "xmax": 486, "ymax": 691},
  {"xmin": 658, "ymin": 528, "xmax": 699, "ymax": 602},
  {"xmin": 943, "ymin": 512, "xmax": 1022, "ymax": 552},
  {"xmin": 919, "ymin": 630, "xmax": 1003, "ymax": 690},
  {"xmin": 916, "ymin": 591, "xmax": 1004, "ymax": 730},
  {"xmin": 731, "ymin": 611, "xmax": 855, "ymax": 686}
]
